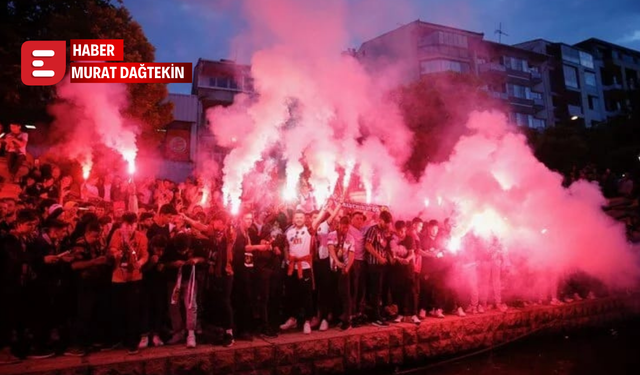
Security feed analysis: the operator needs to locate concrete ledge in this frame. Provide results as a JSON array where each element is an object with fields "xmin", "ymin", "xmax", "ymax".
[{"xmin": 3, "ymin": 295, "xmax": 640, "ymax": 375}]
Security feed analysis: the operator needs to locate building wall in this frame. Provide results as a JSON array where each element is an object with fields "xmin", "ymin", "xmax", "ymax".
[
  {"xmin": 575, "ymin": 38, "xmax": 640, "ymax": 119},
  {"xmin": 357, "ymin": 20, "xmax": 552, "ymax": 130},
  {"xmin": 516, "ymin": 40, "xmax": 606, "ymax": 127}
]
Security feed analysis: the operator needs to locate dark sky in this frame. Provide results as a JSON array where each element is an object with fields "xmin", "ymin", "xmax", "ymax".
[{"xmin": 125, "ymin": 0, "xmax": 640, "ymax": 94}]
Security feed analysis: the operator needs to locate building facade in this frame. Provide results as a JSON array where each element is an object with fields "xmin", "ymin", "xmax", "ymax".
[
  {"xmin": 356, "ymin": 20, "xmax": 552, "ymax": 129},
  {"xmin": 574, "ymin": 38, "xmax": 640, "ymax": 119},
  {"xmin": 516, "ymin": 39, "xmax": 606, "ymax": 127},
  {"xmin": 191, "ymin": 58, "xmax": 254, "ymax": 167}
]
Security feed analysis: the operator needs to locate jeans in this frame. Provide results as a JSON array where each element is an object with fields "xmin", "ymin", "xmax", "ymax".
[
  {"xmin": 7, "ymin": 152, "xmax": 25, "ymax": 177},
  {"xmin": 168, "ymin": 282, "xmax": 198, "ymax": 334},
  {"xmin": 367, "ymin": 264, "xmax": 388, "ymax": 321},
  {"xmin": 111, "ymin": 282, "xmax": 142, "ymax": 349},
  {"xmin": 350, "ymin": 260, "xmax": 367, "ymax": 316},
  {"xmin": 285, "ymin": 269, "xmax": 314, "ymax": 321}
]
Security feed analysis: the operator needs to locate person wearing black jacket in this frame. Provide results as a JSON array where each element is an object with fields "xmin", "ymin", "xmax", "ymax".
[
  {"xmin": 0, "ymin": 209, "xmax": 40, "ymax": 363},
  {"xmin": 64, "ymin": 221, "xmax": 110, "ymax": 357},
  {"xmin": 27, "ymin": 219, "xmax": 73, "ymax": 358}
]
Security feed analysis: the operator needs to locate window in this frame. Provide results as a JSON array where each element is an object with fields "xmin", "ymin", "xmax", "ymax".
[
  {"xmin": 503, "ymin": 56, "xmax": 529, "ymax": 72},
  {"xmin": 420, "ymin": 59, "xmax": 470, "ymax": 74},
  {"xmin": 420, "ymin": 45, "xmax": 469, "ymax": 58},
  {"xmin": 561, "ymin": 45, "xmax": 580, "ymax": 64},
  {"xmin": 563, "ymin": 65, "xmax": 579, "ymax": 89},
  {"xmin": 579, "ymin": 51, "xmax": 594, "ymax": 69},
  {"xmin": 421, "ymin": 31, "xmax": 468, "ymax": 48},
  {"xmin": 588, "ymin": 96, "xmax": 600, "ymax": 111},
  {"xmin": 507, "ymin": 83, "xmax": 532, "ymax": 99},
  {"xmin": 585, "ymin": 72, "xmax": 597, "ymax": 87},
  {"xmin": 531, "ymin": 118, "xmax": 545, "ymax": 129},
  {"xmin": 530, "ymin": 91, "xmax": 543, "ymax": 100}
]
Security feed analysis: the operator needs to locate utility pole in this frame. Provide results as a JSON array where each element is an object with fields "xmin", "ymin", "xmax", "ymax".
[{"xmin": 495, "ymin": 22, "xmax": 509, "ymax": 44}]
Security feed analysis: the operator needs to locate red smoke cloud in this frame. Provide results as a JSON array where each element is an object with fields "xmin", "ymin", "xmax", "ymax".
[
  {"xmin": 48, "ymin": 76, "xmax": 139, "ymax": 178},
  {"xmin": 203, "ymin": 0, "xmax": 639, "ymax": 289}
]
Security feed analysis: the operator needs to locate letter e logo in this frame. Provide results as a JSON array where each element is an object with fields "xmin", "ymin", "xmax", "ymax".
[{"xmin": 21, "ymin": 41, "xmax": 67, "ymax": 86}]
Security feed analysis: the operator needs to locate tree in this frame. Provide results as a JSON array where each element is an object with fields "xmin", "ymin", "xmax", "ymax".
[
  {"xmin": 395, "ymin": 72, "xmax": 500, "ymax": 178},
  {"xmin": 0, "ymin": 0, "xmax": 172, "ymax": 152}
]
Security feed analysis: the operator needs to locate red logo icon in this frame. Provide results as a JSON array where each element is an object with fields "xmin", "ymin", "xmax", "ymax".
[{"xmin": 21, "ymin": 41, "xmax": 67, "ymax": 86}]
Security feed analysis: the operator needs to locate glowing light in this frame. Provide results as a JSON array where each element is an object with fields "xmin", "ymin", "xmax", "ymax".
[
  {"xmin": 282, "ymin": 184, "xmax": 297, "ymax": 201},
  {"xmin": 231, "ymin": 137, "xmax": 237, "ymax": 143},
  {"xmin": 230, "ymin": 197, "xmax": 240, "ymax": 216},
  {"xmin": 343, "ymin": 159, "xmax": 355, "ymax": 189},
  {"xmin": 200, "ymin": 188, "xmax": 209, "ymax": 206},
  {"xmin": 25, "ymin": 124, "xmax": 36, "ymax": 129},
  {"xmin": 81, "ymin": 160, "xmax": 92, "ymax": 180},
  {"xmin": 437, "ymin": 196, "xmax": 443, "ymax": 206},
  {"xmin": 571, "ymin": 115, "xmax": 579, "ymax": 121},
  {"xmin": 541, "ymin": 228, "xmax": 548, "ymax": 234},
  {"xmin": 470, "ymin": 208, "xmax": 507, "ymax": 238},
  {"xmin": 424, "ymin": 198, "xmax": 430, "ymax": 207},
  {"xmin": 447, "ymin": 236, "xmax": 462, "ymax": 254}
]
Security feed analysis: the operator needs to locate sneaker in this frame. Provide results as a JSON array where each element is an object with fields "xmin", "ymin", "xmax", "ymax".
[
  {"xmin": 138, "ymin": 336, "xmax": 149, "ymax": 349},
  {"xmin": 428, "ymin": 309, "xmax": 436, "ymax": 317},
  {"xmin": 319, "ymin": 319, "xmax": 329, "ymax": 331},
  {"xmin": 152, "ymin": 335, "xmax": 164, "ymax": 347},
  {"xmin": 340, "ymin": 321, "xmax": 352, "ymax": 331},
  {"xmin": 186, "ymin": 332, "xmax": 196, "ymax": 348},
  {"xmin": 573, "ymin": 293, "xmax": 583, "ymax": 301},
  {"xmin": 467, "ymin": 305, "xmax": 478, "ymax": 315},
  {"xmin": 310, "ymin": 316, "xmax": 320, "ymax": 329},
  {"xmin": 63, "ymin": 347, "xmax": 86, "ymax": 357},
  {"xmin": 280, "ymin": 317, "xmax": 297, "ymax": 331},
  {"xmin": 411, "ymin": 315, "xmax": 421, "ymax": 325},
  {"xmin": 456, "ymin": 307, "xmax": 467, "ymax": 317},
  {"xmin": 497, "ymin": 303, "xmax": 508, "ymax": 313},
  {"xmin": 127, "ymin": 348, "xmax": 139, "ymax": 355},
  {"xmin": 303, "ymin": 321, "xmax": 312, "ymax": 334},
  {"xmin": 393, "ymin": 315, "xmax": 404, "ymax": 323},
  {"xmin": 222, "ymin": 333, "xmax": 234, "ymax": 348},
  {"xmin": 372, "ymin": 319, "xmax": 389, "ymax": 327},
  {"xmin": 418, "ymin": 309, "xmax": 427, "ymax": 319},
  {"xmin": 27, "ymin": 349, "xmax": 56, "ymax": 360},
  {"xmin": 435, "ymin": 309, "xmax": 445, "ymax": 319},
  {"xmin": 587, "ymin": 291, "xmax": 596, "ymax": 300},
  {"xmin": 550, "ymin": 298, "xmax": 564, "ymax": 306},
  {"xmin": 477, "ymin": 305, "xmax": 486, "ymax": 314},
  {"xmin": 167, "ymin": 332, "xmax": 185, "ymax": 345}
]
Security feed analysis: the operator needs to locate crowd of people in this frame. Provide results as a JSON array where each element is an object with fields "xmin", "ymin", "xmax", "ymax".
[{"xmin": 1, "ymin": 154, "xmax": 627, "ymax": 366}]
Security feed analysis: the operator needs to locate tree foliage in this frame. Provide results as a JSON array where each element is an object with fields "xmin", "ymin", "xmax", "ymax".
[{"xmin": 0, "ymin": 0, "xmax": 172, "ymax": 152}]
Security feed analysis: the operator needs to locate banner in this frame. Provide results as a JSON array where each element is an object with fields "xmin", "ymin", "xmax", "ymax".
[{"xmin": 165, "ymin": 127, "xmax": 191, "ymax": 162}]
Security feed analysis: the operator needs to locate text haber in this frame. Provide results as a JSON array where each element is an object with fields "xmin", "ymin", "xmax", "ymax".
[
  {"xmin": 70, "ymin": 39, "xmax": 124, "ymax": 61},
  {"xmin": 73, "ymin": 43, "xmax": 114, "ymax": 57}
]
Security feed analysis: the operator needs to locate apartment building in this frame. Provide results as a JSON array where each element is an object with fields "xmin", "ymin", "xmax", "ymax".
[
  {"xmin": 356, "ymin": 20, "xmax": 552, "ymax": 129},
  {"xmin": 516, "ymin": 39, "xmax": 605, "ymax": 127},
  {"xmin": 191, "ymin": 58, "xmax": 254, "ymax": 165},
  {"xmin": 574, "ymin": 38, "xmax": 640, "ymax": 119}
]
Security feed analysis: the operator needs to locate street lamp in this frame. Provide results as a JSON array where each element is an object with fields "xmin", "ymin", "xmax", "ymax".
[{"xmin": 570, "ymin": 116, "xmax": 579, "ymax": 121}]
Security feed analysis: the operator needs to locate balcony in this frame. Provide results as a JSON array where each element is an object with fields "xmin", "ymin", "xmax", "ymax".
[
  {"xmin": 602, "ymin": 82, "xmax": 623, "ymax": 91},
  {"xmin": 533, "ymin": 97, "xmax": 545, "ymax": 107},
  {"xmin": 479, "ymin": 62, "xmax": 506, "ymax": 73},
  {"xmin": 568, "ymin": 104, "xmax": 583, "ymax": 118},
  {"xmin": 530, "ymin": 70, "xmax": 542, "ymax": 82},
  {"xmin": 489, "ymin": 91, "xmax": 508, "ymax": 100}
]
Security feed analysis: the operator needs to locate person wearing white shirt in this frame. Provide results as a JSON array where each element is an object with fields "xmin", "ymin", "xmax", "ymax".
[{"xmin": 280, "ymin": 211, "xmax": 314, "ymax": 334}]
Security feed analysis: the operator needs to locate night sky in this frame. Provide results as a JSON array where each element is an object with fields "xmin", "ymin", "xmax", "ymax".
[{"xmin": 125, "ymin": 0, "xmax": 640, "ymax": 94}]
